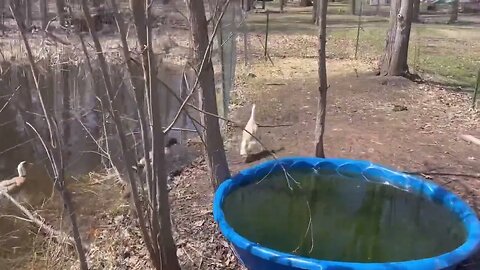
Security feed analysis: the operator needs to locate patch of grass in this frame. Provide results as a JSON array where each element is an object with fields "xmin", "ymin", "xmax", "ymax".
[
  {"xmin": 328, "ymin": 26, "xmax": 386, "ymax": 60},
  {"xmin": 326, "ymin": 21, "xmax": 479, "ymax": 88},
  {"xmin": 247, "ymin": 7, "xmax": 387, "ymax": 34},
  {"xmin": 410, "ymin": 25, "xmax": 480, "ymax": 88},
  {"xmin": 246, "ymin": 6, "xmax": 479, "ymax": 88}
]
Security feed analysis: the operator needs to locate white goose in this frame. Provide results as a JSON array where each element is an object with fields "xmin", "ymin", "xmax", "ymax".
[
  {"xmin": 0, "ymin": 161, "xmax": 31, "ymax": 193},
  {"xmin": 240, "ymin": 104, "xmax": 261, "ymax": 158}
]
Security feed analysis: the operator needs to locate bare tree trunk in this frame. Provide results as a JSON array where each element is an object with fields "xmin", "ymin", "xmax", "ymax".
[
  {"xmin": 186, "ymin": 0, "xmax": 231, "ymax": 189},
  {"xmin": 280, "ymin": 0, "xmax": 284, "ymax": 12},
  {"xmin": 312, "ymin": 0, "xmax": 318, "ymax": 24},
  {"xmin": 448, "ymin": 0, "xmax": 458, "ymax": 23},
  {"xmin": 56, "ymin": 0, "xmax": 66, "ymax": 26},
  {"xmin": 0, "ymin": 0, "xmax": 5, "ymax": 35},
  {"xmin": 351, "ymin": 0, "xmax": 356, "ymax": 15},
  {"xmin": 129, "ymin": 0, "xmax": 180, "ymax": 268},
  {"xmin": 40, "ymin": 0, "xmax": 48, "ymax": 29},
  {"xmin": 262, "ymin": 0, "xmax": 266, "ymax": 9},
  {"xmin": 379, "ymin": 0, "xmax": 399, "ymax": 74},
  {"xmin": 61, "ymin": 63, "xmax": 71, "ymax": 157},
  {"xmin": 412, "ymin": 0, "xmax": 420, "ymax": 22},
  {"xmin": 379, "ymin": 0, "xmax": 413, "ymax": 76},
  {"xmin": 78, "ymin": 1, "xmax": 159, "ymax": 270},
  {"xmin": 388, "ymin": 0, "xmax": 413, "ymax": 75},
  {"xmin": 243, "ymin": 6, "xmax": 248, "ymax": 66},
  {"xmin": 107, "ymin": 1, "xmax": 163, "ymax": 269},
  {"xmin": 315, "ymin": 0, "xmax": 328, "ymax": 157},
  {"xmin": 25, "ymin": 0, "xmax": 31, "ymax": 27}
]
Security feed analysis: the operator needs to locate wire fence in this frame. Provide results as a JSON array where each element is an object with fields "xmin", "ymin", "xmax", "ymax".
[{"xmin": 241, "ymin": 0, "xmax": 479, "ymax": 90}]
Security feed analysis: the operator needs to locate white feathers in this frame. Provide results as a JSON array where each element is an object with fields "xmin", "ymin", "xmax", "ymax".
[
  {"xmin": 240, "ymin": 104, "xmax": 261, "ymax": 157},
  {"xmin": 17, "ymin": 161, "xmax": 28, "ymax": 177}
]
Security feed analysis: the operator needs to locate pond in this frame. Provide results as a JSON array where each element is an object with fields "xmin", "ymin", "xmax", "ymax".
[{"xmin": 0, "ymin": 59, "xmax": 200, "ymax": 262}]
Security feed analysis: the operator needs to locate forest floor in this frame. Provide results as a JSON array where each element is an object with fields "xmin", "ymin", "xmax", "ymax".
[
  {"xmin": 165, "ymin": 6, "xmax": 480, "ymax": 270},
  {"xmin": 59, "ymin": 58, "xmax": 479, "ymax": 270},
  {"xmin": 2, "ymin": 2, "xmax": 480, "ymax": 270},
  {"xmin": 78, "ymin": 12, "xmax": 480, "ymax": 269}
]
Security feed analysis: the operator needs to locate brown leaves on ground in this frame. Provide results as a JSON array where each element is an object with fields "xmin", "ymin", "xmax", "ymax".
[{"xmin": 85, "ymin": 157, "xmax": 244, "ymax": 270}]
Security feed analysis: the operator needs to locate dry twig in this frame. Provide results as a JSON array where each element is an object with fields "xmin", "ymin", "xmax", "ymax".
[{"xmin": 0, "ymin": 191, "xmax": 81, "ymax": 250}]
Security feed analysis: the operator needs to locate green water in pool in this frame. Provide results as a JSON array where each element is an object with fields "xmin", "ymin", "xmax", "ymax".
[{"xmin": 222, "ymin": 169, "xmax": 466, "ymax": 263}]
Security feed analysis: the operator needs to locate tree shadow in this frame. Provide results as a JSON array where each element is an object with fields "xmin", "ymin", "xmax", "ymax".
[
  {"xmin": 405, "ymin": 171, "xmax": 480, "ymax": 180},
  {"xmin": 420, "ymin": 79, "xmax": 476, "ymax": 93},
  {"xmin": 419, "ymin": 14, "xmax": 480, "ymax": 27},
  {"xmin": 245, "ymin": 147, "xmax": 285, "ymax": 164},
  {"xmin": 246, "ymin": 12, "xmax": 388, "ymax": 35}
]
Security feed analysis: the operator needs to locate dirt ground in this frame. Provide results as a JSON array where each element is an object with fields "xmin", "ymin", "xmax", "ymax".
[
  {"xmin": 165, "ymin": 58, "xmax": 480, "ymax": 269},
  {"xmin": 84, "ymin": 57, "xmax": 478, "ymax": 269},
  {"xmin": 78, "ymin": 39, "xmax": 480, "ymax": 270},
  {"xmin": 53, "ymin": 56, "xmax": 479, "ymax": 270}
]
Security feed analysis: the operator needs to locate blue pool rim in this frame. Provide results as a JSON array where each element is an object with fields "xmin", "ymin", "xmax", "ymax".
[{"xmin": 213, "ymin": 157, "xmax": 480, "ymax": 270}]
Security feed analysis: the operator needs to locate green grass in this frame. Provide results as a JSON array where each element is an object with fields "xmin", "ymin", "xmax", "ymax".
[
  {"xmin": 329, "ymin": 23, "xmax": 480, "ymax": 88},
  {"xmin": 247, "ymin": 4, "xmax": 480, "ymax": 89}
]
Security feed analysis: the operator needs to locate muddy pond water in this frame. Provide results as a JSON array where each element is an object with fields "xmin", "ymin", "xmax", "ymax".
[{"xmin": 0, "ymin": 60, "xmax": 201, "ymax": 262}]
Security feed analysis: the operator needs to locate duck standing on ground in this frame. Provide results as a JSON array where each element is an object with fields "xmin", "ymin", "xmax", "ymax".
[{"xmin": 240, "ymin": 104, "xmax": 261, "ymax": 158}]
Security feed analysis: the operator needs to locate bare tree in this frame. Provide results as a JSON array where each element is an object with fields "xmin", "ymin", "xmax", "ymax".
[
  {"xmin": 0, "ymin": 0, "xmax": 5, "ymax": 35},
  {"xmin": 25, "ymin": 0, "xmax": 31, "ymax": 27},
  {"xmin": 186, "ymin": 0, "xmax": 231, "ymax": 189},
  {"xmin": 55, "ymin": 0, "xmax": 66, "ymax": 26},
  {"xmin": 315, "ymin": 0, "xmax": 328, "ymax": 157},
  {"xmin": 40, "ymin": 0, "xmax": 48, "ymax": 29},
  {"xmin": 9, "ymin": 2, "xmax": 88, "ymax": 269},
  {"xmin": 412, "ymin": 0, "xmax": 420, "ymax": 22},
  {"xmin": 448, "ymin": 0, "xmax": 459, "ymax": 24},
  {"xmin": 129, "ymin": 0, "xmax": 180, "ymax": 268},
  {"xmin": 78, "ymin": 0, "xmax": 182, "ymax": 269},
  {"xmin": 280, "ymin": 0, "xmax": 285, "ymax": 12},
  {"xmin": 245, "ymin": 0, "xmax": 254, "ymax": 11},
  {"xmin": 312, "ymin": 0, "xmax": 318, "ymax": 24},
  {"xmin": 379, "ymin": 0, "xmax": 414, "ymax": 76},
  {"xmin": 351, "ymin": 0, "xmax": 356, "ymax": 15}
]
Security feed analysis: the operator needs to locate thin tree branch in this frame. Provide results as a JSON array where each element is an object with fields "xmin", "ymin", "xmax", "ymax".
[
  {"xmin": 79, "ymin": 0, "xmax": 157, "ymax": 264},
  {"xmin": 0, "ymin": 191, "xmax": 83, "ymax": 250},
  {"xmin": 164, "ymin": 0, "xmax": 232, "ymax": 133},
  {"xmin": 0, "ymin": 86, "xmax": 21, "ymax": 113},
  {"xmin": 10, "ymin": 3, "xmax": 55, "ymax": 147}
]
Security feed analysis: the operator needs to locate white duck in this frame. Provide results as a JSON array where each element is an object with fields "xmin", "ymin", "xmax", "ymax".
[
  {"xmin": 240, "ymin": 104, "xmax": 261, "ymax": 157},
  {"xmin": 0, "ymin": 161, "xmax": 31, "ymax": 193}
]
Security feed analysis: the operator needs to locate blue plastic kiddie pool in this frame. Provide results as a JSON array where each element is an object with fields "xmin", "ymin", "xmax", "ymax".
[{"xmin": 213, "ymin": 157, "xmax": 480, "ymax": 270}]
